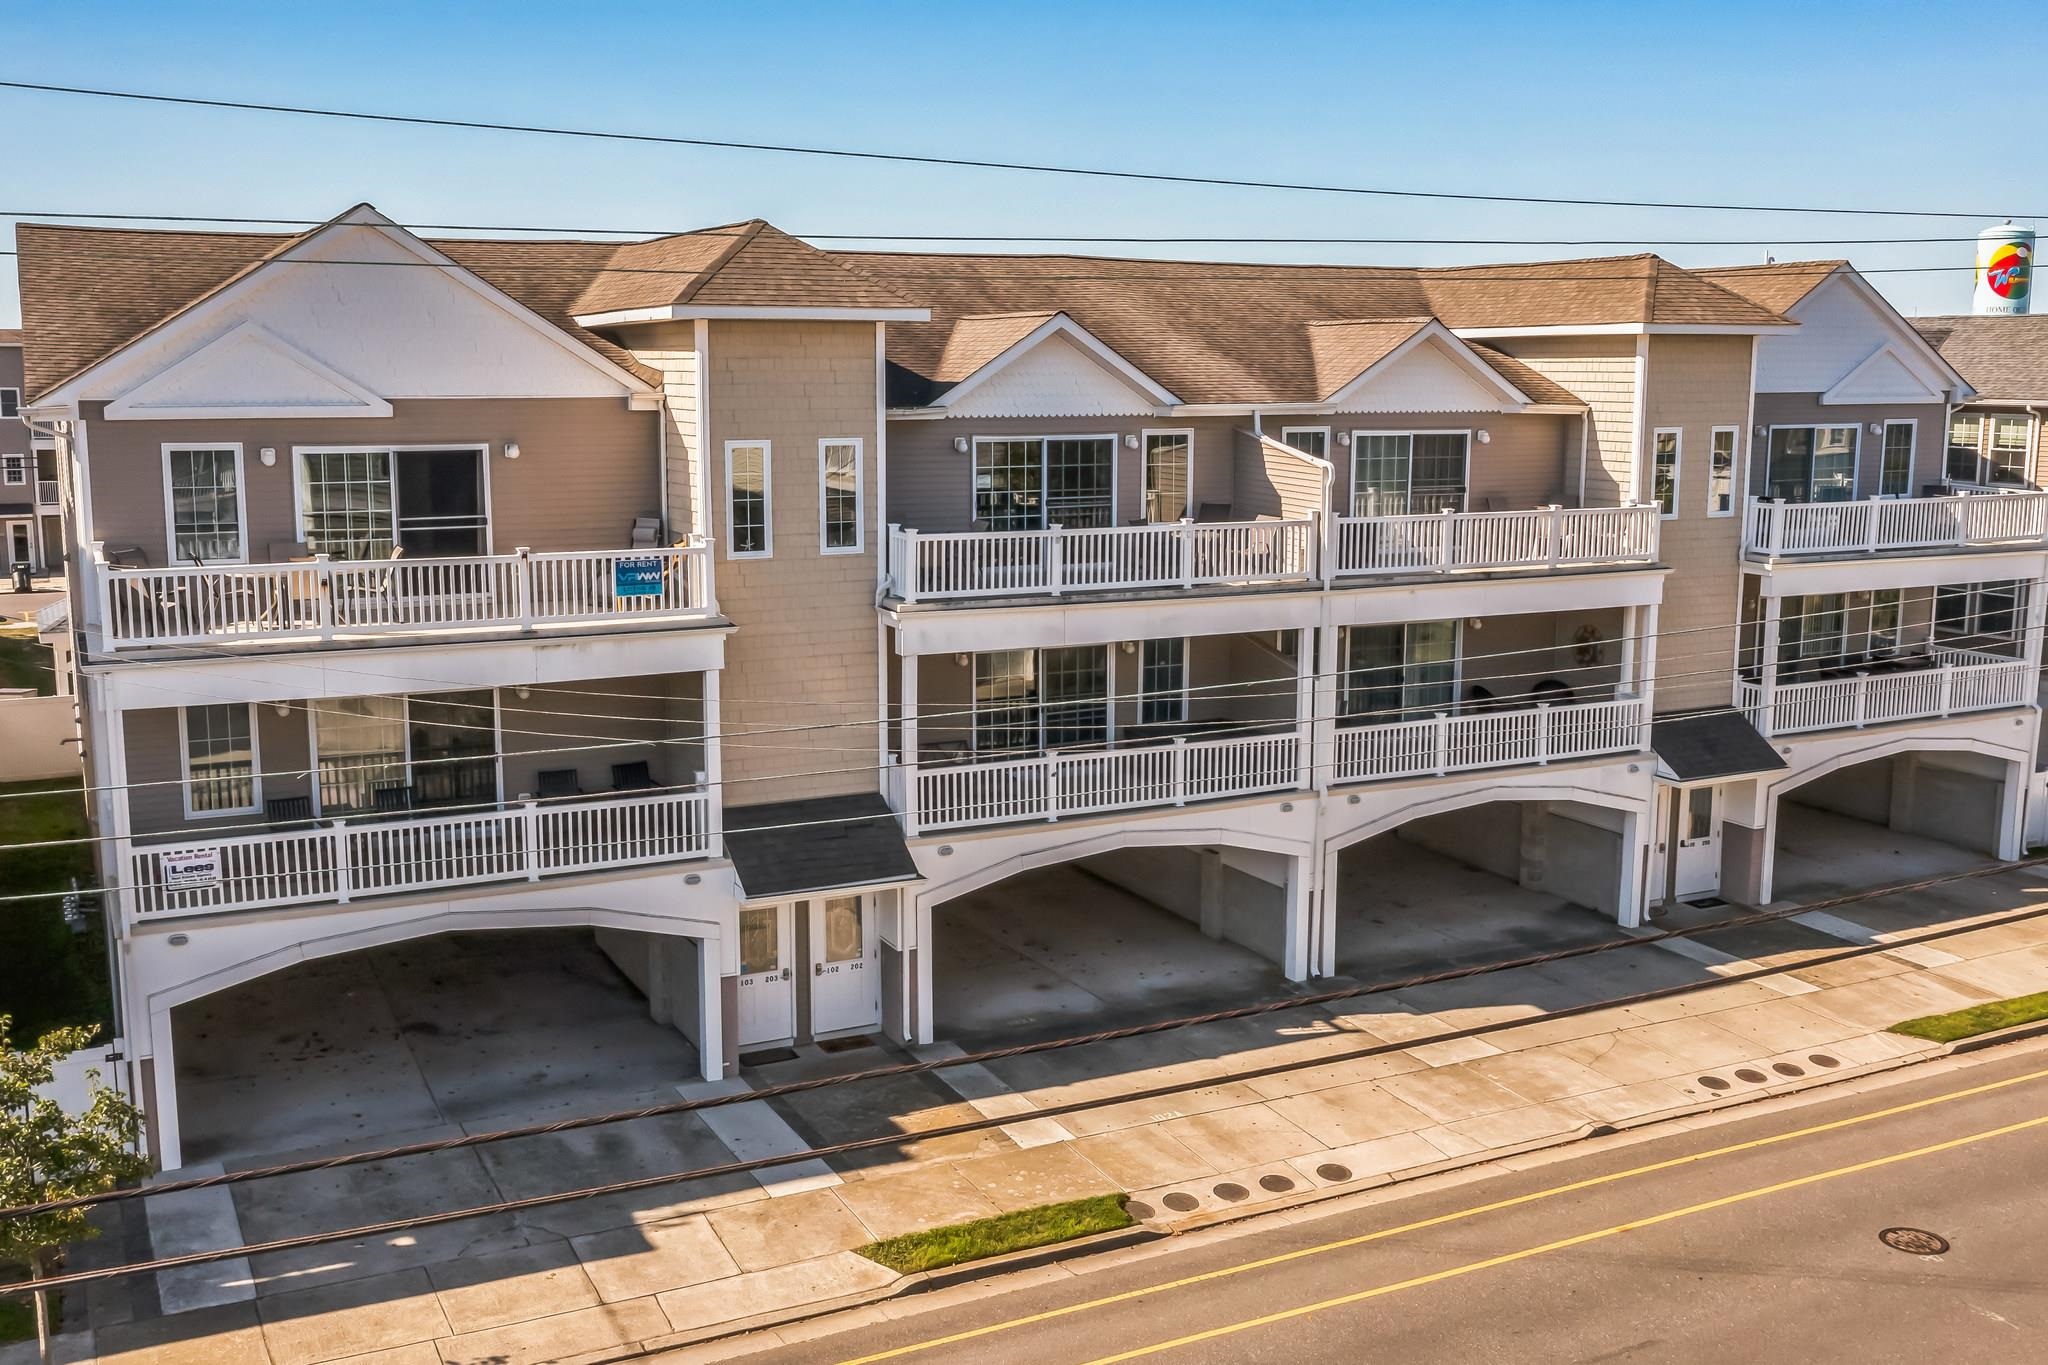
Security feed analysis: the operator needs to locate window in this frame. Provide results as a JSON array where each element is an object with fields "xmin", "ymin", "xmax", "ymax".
[
  {"xmin": 1341, "ymin": 621, "xmax": 1456, "ymax": 721},
  {"xmin": 182, "ymin": 703, "xmax": 259, "ymax": 816},
  {"xmin": 1766, "ymin": 426, "xmax": 1858, "ymax": 503},
  {"xmin": 1139, "ymin": 638, "xmax": 1188, "ymax": 725},
  {"xmin": 1779, "ymin": 593, "xmax": 1846, "ymax": 674},
  {"xmin": 1685, "ymin": 787, "xmax": 1715, "ymax": 841},
  {"xmin": 1989, "ymin": 416, "xmax": 2032, "ymax": 485},
  {"xmin": 163, "ymin": 445, "xmax": 246, "ymax": 564},
  {"xmin": 1142, "ymin": 430, "xmax": 1192, "ymax": 523},
  {"xmin": 1935, "ymin": 581, "xmax": 2021, "ymax": 641},
  {"xmin": 0, "ymin": 455, "xmax": 23, "ymax": 487},
  {"xmin": 819, "ymin": 439, "xmax": 862, "ymax": 553},
  {"xmin": 313, "ymin": 695, "xmax": 407, "ymax": 813},
  {"xmin": 1350, "ymin": 431, "xmax": 1468, "ymax": 515},
  {"xmin": 1652, "ymin": 428, "xmax": 1681, "ymax": 517},
  {"xmin": 1880, "ymin": 421, "xmax": 1915, "ymax": 498},
  {"xmin": 295, "ymin": 447, "xmax": 488, "ymax": 560},
  {"xmin": 299, "ymin": 450, "xmax": 395, "ymax": 559},
  {"xmin": 971, "ymin": 645, "xmax": 1109, "ymax": 755},
  {"xmin": 1946, "ymin": 414, "xmax": 1986, "ymax": 484},
  {"xmin": 1280, "ymin": 428, "xmax": 1330, "ymax": 459},
  {"xmin": 1945, "ymin": 412, "xmax": 2036, "ymax": 487},
  {"xmin": 0, "ymin": 389, "xmax": 18, "ymax": 419},
  {"xmin": 1868, "ymin": 588, "xmax": 1902, "ymax": 655},
  {"xmin": 972, "ymin": 436, "xmax": 1114, "ymax": 531},
  {"xmin": 1708, "ymin": 427, "xmax": 1738, "ymax": 516},
  {"xmin": 726, "ymin": 441, "xmax": 771, "ymax": 557}
]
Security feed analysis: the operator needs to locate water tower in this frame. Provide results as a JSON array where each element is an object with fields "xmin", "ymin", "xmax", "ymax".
[{"xmin": 1974, "ymin": 222, "xmax": 2034, "ymax": 315}]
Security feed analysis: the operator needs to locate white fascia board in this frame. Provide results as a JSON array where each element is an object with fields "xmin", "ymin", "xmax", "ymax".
[
  {"xmin": 932, "ymin": 313, "xmax": 1181, "ymax": 410},
  {"xmin": 576, "ymin": 304, "xmax": 932, "ymax": 327},
  {"xmin": 1321, "ymin": 320, "xmax": 1531, "ymax": 409},
  {"xmin": 1749, "ymin": 548, "xmax": 2048, "ymax": 597},
  {"xmin": 1452, "ymin": 322, "xmax": 1794, "ymax": 339}
]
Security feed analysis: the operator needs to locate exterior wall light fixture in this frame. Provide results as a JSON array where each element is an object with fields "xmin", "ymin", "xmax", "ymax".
[
  {"xmin": 1476, "ymin": 430, "xmax": 1491, "ymax": 444},
  {"xmin": 502, "ymin": 441, "xmax": 521, "ymax": 460},
  {"xmin": 259, "ymin": 447, "xmax": 277, "ymax": 466},
  {"xmin": 953, "ymin": 436, "xmax": 970, "ymax": 453},
  {"xmin": 1337, "ymin": 432, "xmax": 1352, "ymax": 446},
  {"xmin": 1123, "ymin": 433, "xmax": 1139, "ymax": 449}
]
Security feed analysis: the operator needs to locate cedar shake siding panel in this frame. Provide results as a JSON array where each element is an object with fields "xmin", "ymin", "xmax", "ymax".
[
  {"xmin": 1486, "ymin": 337, "xmax": 1639, "ymax": 508},
  {"xmin": 80, "ymin": 398, "xmax": 659, "ymax": 566},
  {"xmin": 1748, "ymin": 393, "xmax": 1950, "ymax": 498},
  {"xmin": 1645, "ymin": 335, "xmax": 1752, "ymax": 712},
  {"xmin": 706, "ymin": 320, "xmax": 881, "ymax": 805}
]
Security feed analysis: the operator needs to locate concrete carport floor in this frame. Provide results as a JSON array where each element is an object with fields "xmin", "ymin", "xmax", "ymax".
[
  {"xmin": 1771, "ymin": 801, "xmax": 1995, "ymax": 905},
  {"xmin": 931, "ymin": 861, "xmax": 1301, "ymax": 1048}
]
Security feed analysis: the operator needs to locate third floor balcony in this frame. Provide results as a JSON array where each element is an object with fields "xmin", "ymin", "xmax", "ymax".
[{"xmin": 1742, "ymin": 490, "xmax": 2048, "ymax": 561}]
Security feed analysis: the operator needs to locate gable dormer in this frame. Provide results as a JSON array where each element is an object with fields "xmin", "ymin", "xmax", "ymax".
[
  {"xmin": 915, "ymin": 312, "xmax": 1177, "ymax": 418},
  {"xmin": 1749, "ymin": 267, "xmax": 1968, "ymax": 402},
  {"xmin": 1313, "ymin": 318, "xmax": 1533, "ymax": 413}
]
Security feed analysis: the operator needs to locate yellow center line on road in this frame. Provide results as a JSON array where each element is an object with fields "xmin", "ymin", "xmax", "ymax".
[
  {"xmin": 831, "ymin": 1063, "xmax": 2048, "ymax": 1365},
  {"xmin": 1076, "ymin": 1109, "xmax": 2048, "ymax": 1364}
]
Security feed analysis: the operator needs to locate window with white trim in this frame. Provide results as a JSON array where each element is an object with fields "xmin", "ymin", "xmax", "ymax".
[
  {"xmin": 1707, "ymin": 427, "xmax": 1737, "ymax": 516},
  {"xmin": 1279, "ymin": 428, "xmax": 1329, "ymax": 459},
  {"xmin": 1778, "ymin": 593, "xmax": 1847, "ymax": 675},
  {"xmin": 0, "ymin": 389, "xmax": 17, "ymax": 419},
  {"xmin": 1142, "ymin": 431, "xmax": 1192, "ymax": 523},
  {"xmin": 1989, "ymin": 416, "xmax": 2032, "ymax": 485},
  {"xmin": 1935, "ymin": 580, "xmax": 2020, "ymax": 641},
  {"xmin": 183, "ymin": 703, "xmax": 259, "ymax": 815},
  {"xmin": 1879, "ymin": 421, "xmax": 1914, "ymax": 497},
  {"xmin": 1944, "ymin": 412, "xmax": 2033, "ymax": 487},
  {"xmin": 819, "ymin": 439, "xmax": 862, "ymax": 553},
  {"xmin": 0, "ymin": 455, "xmax": 24, "ymax": 487},
  {"xmin": 726, "ymin": 441, "xmax": 771, "ymax": 557},
  {"xmin": 1341, "ymin": 621, "xmax": 1456, "ymax": 721},
  {"xmin": 972, "ymin": 436, "xmax": 1114, "ymax": 530},
  {"xmin": 1350, "ymin": 431, "xmax": 1467, "ymax": 515},
  {"xmin": 1652, "ymin": 429, "xmax": 1681, "ymax": 517},
  {"xmin": 1767, "ymin": 426, "xmax": 1858, "ymax": 503},
  {"xmin": 1139, "ymin": 638, "xmax": 1188, "ymax": 725},
  {"xmin": 165, "ymin": 445, "xmax": 245, "ymax": 563},
  {"xmin": 1868, "ymin": 588, "xmax": 1903, "ymax": 655},
  {"xmin": 970, "ymin": 645, "xmax": 1109, "ymax": 755}
]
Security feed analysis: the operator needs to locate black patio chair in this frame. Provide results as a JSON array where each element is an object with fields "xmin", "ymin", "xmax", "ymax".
[
  {"xmin": 264, "ymin": 795, "xmax": 314, "ymax": 828},
  {"xmin": 610, "ymin": 760, "xmax": 659, "ymax": 792},
  {"xmin": 371, "ymin": 782, "xmax": 416, "ymax": 815},
  {"xmin": 537, "ymin": 768, "xmax": 585, "ymax": 800}
]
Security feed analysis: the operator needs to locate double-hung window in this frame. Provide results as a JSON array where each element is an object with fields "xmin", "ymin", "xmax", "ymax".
[
  {"xmin": 182, "ymin": 703, "xmax": 259, "ymax": 816},
  {"xmin": 1944, "ymin": 413, "xmax": 2034, "ymax": 487},
  {"xmin": 1280, "ymin": 428, "xmax": 1330, "ymax": 459},
  {"xmin": 1708, "ymin": 427, "xmax": 1738, "ymax": 516},
  {"xmin": 1988, "ymin": 416, "xmax": 2032, "ymax": 485},
  {"xmin": 0, "ymin": 455, "xmax": 24, "ymax": 488},
  {"xmin": 972, "ymin": 436, "xmax": 1114, "ymax": 530},
  {"xmin": 1142, "ymin": 431, "xmax": 1192, "ymax": 523},
  {"xmin": 1946, "ymin": 414, "xmax": 1986, "ymax": 484},
  {"xmin": 726, "ymin": 441, "xmax": 772, "ymax": 557},
  {"xmin": 1879, "ymin": 421, "xmax": 1915, "ymax": 497},
  {"xmin": 1341, "ymin": 621, "xmax": 1456, "ymax": 722},
  {"xmin": 1652, "ymin": 429, "xmax": 1681, "ymax": 517},
  {"xmin": 1350, "ymin": 431, "xmax": 1468, "ymax": 516},
  {"xmin": 0, "ymin": 388, "xmax": 18, "ymax": 419},
  {"xmin": 1778, "ymin": 593, "xmax": 1847, "ymax": 676},
  {"xmin": 1139, "ymin": 638, "xmax": 1188, "ymax": 725},
  {"xmin": 819, "ymin": 439, "xmax": 862, "ymax": 553},
  {"xmin": 164, "ymin": 445, "xmax": 246, "ymax": 564},
  {"xmin": 1766, "ymin": 426, "xmax": 1858, "ymax": 503},
  {"xmin": 1935, "ymin": 580, "xmax": 2021, "ymax": 642}
]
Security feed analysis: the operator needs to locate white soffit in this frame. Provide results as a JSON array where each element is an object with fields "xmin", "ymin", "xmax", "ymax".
[
  {"xmin": 1820, "ymin": 343, "xmax": 1943, "ymax": 406},
  {"xmin": 105, "ymin": 321, "xmax": 393, "ymax": 420},
  {"xmin": 1326, "ymin": 326, "xmax": 1529, "ymax": 414},
  {"xmin": 935, "ymin": 315, "xmax": 1177, "ymax": 417}
]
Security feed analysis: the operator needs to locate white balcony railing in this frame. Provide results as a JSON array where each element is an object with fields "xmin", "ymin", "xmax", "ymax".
[
  {"xmin": 886, "ymin": 519, "xmax": 1316, "ymax": 601},
  {"xmin": 1331, "ymin": 696, "xmax": 1649, "ymax": 784},
  {"xmin": 91, "ymin": 541, "xmax": 716, "ymax": 648},
  {"xmin": 35, "ymin": 479, "xmax": 59, "ymax": 509},
  {"xmin": 909, "ymin": 730, "xmax": 1304, "ymax": 831},
  {"xmin": 1332, "ymin": 505, "xmax": 1660, "ymax": 578},
  {"xmin": 1736, "ymin": 647, "xmax": 2034, "ymax": 737},
  {"xmin": 127, "ymin": 788, "xmax": 716, "ymax": 920},
  {"xmin": 1742, "ymin": 492, "xmax": 2048, "ymax": 558}
]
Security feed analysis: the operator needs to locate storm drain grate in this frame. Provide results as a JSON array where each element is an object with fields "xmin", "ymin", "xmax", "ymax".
[{"xmin": 1879, "ymin": 1227, "xmax": 1950, "ymax": 1256}]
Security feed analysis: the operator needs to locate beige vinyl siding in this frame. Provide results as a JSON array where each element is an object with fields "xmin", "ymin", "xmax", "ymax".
[
  {"xmin": 623, "ymin": 321, "xmax": 705, "ymax": 539},
  {"xmin": 1749, "ymin": 394, "xmax": 1949, "ymax": 498},
  {"xmin": 1645, "ymin": 335, "xmax": 1752, "ymax": 712},
  {"xmin": 1485, "ymin": 336, "xmax": 1638, "ymax": 507},
  {"xmin": 1234, "ymin": 429, "xmax": 1326, "ymax": 519},
  {"xmin": 706, "ymin": 320, "xmax": 881, "ymax": 805},
  {"xmin": 79, "ymin": 398, "xmax": 659, "ymax": 565}
]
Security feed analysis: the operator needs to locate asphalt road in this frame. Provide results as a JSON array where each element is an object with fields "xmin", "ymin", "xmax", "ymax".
[{"xmin": 728, "ymin": 1044, "xmax": 2048, "ymax": 1365}]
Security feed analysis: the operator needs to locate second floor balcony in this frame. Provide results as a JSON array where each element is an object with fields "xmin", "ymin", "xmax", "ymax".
[{"xmin": 1742, "ymin": 490, "xmax": 2048, "ymax": 560}]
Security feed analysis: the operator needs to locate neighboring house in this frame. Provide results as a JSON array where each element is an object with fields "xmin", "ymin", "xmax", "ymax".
[
  {"xmin": 15, "ymin": 208, "xmax": 2041, "ymax": 1170},
  {"xmin": 0, "ymin": 329, "xmax": 63, "ymax": 572},
  {"xmin": 1911, "ymin": 314, "xmax": 2048, "ymax": 489}
]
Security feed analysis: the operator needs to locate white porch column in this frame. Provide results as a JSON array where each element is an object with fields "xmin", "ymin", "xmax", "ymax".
[
  {"xmin": 1759, "ymin": 592, "xmax": 1783, "ymax": 732},
  {"xmin": 2025, "ymin": 577, "xmax": 2048, "ymax": 673},
  {"xmin": 1282, "ymin": 852, "xmax": 1314, "ymax": 981},
  {"xmin": 701, "ymin": 670, "xmax": 723, "ymax": 857},
  {"xmin": 901, "ymin": 651, "xmax": 921, "ymax": 834},
  {"xmin": 148, "ymin": 1006, "xmax": 182, "ymax": 1172},
  {"xmin": 1637, "ymin": 602, "xmax": 1661, "ymax": 716},
  {"xmin": 915, "ymin": 892, "xmax": 937, "ymax": 1045},
  {"xmin": 1294, "ymin": 627, "xmax": 1315, "ymax": 789},
  {"xmin": 1615, "ymin": 808, "xmax": 1647, "ymax": 928},
  {"xmin": 1316, "ymin": 842, "xmax": 1342, "ymax": 977},
  {"xmin": 1999, "ymin": 757, "xmax": 2028, "ymax": 861},
  {"xmin": 1314, "ymin": 622, "xmax": 1341, "ymax": 790},
  {"xmin": 696, "ymin": 933, "xmax": 724, "ymax": 1083},
  {"xmin": 1619, "ymin": 605, "xmax": 1639, "ymax": 693}
]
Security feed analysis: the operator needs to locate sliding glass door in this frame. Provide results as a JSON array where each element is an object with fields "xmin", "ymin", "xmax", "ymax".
[
  {"xmin": 313, "ymin": 689, "xmax": 501, "ymax": 813},
  {"xmin": 299, "ymin": 447, "xmax": 488, "ymax": 559},
  {"xmin": 1340, "ymin": 622, "xmax": 1457, "ymax": 722},
  {"xmin": 1766, "ymin": 427, "xmax": 1858, "ymax": 503},
  {"xmin": 1350, "ymin": 433, "xmax": 1468, "ymax": 515},
  {"xmin": 971, "ymin": 646, "xmax": 1110, "ymax": 755},
  {"xmin": 973, "ymin": 437, "xmax": 1114, "ymax": 530}
]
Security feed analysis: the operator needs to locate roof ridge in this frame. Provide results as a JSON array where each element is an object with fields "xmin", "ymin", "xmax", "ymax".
[{"xmin": 668, "ymin": 220, "xmax": 768, "ymax": 306}]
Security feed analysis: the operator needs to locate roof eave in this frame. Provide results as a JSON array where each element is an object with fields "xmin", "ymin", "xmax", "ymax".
[{"xmin": 577, "ymin": 304, "xmax": 931, "ymax": 327}]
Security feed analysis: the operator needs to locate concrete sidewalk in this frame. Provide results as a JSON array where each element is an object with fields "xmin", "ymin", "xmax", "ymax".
[{"xmin": 21, "ymin": 865, "xmax": 2048, "ymax": 1365}]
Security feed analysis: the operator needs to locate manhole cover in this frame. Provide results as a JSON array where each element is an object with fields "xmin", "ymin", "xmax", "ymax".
[
  {"xmin": 1879, "ymin": 1227, "xmax": 1949, "ymax": 1256},
  {"xmin": 1734, "ymin": 1068, "xmax": 1768, "ymax": 1084},
  {"xmin": 1699, "ymin": 1075, "xmax": 1732, "ymax": 1090},
  {"xmin": 1212, "ymin": 1182, "xmax": 1250, "ymax": 1202},
  {"xmin": 1124, "ymin": 1201, "xmax": 1155, "ymax": 1221},
  {"xmin": 1809, "ymin": 1054, "xmax": 1841, "ymax": 1068},
  {"xmin": 1315, "ymin": 1163, "xmax": 1353, "ymax": 1183},
  {"xmin": 1258, "ymin": 1174, "xmax": 1294, "ymax": 1193},
  {"xmin": 1161, "ymin": 1192, "xmax": 1199, "ymax": 1213},
  {"xmin": 1772, "ymin": 1062, "xmax": 1805, "ymax": 1077}
]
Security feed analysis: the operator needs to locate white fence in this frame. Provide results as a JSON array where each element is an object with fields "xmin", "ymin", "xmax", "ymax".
[
  {"xmin": 93, "ymin": 541, "xmax": 716, "ymax": 647},
  {"xmin": 126, "ymin": 789, "xmax": 716, "ymax": 919},
  {"xmin": 886, "ymin": 519, "xmax": 1316, "ymax": 601},
  {"xmin": 0, "ymin": 693, "xmax": 79, "ymax": 781},
  {"xmin": 911, "ymin": 731, "xmax": 1303, "ymax": 830},
  {"xmin": 1737, "ymin": 648, "xmax": 2035, "ymax": 736},
  {"xmin": 35, "ymin": 1038, "xmax": 129, "ymax": 1116},
  {"xmin": 1743, "ymin": 491, "xmax": 2048, "ymax": 557},
  {"xmin": 1332, "ymin": 505, "xmax": 1659, "ymax": 577},
  {"xmin": 1331, "ymin": 696, "xmax": 1648, "ymax": 784}
]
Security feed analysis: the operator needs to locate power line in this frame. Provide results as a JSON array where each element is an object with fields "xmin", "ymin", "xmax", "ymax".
[{"xmin": 0, "ymin": 80, "xmax": 2034, "ymax": 221}]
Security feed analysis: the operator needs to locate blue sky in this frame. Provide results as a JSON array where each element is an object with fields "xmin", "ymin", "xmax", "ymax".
[{"xmin": 2, "ymin": 0, "xmax": 2036, "ymax": 326}]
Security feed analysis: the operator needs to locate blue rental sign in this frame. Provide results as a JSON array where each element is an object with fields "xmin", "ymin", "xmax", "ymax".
[{"xmin": 614, "ymin": 556, "xmax": 665, "ymax": 598}]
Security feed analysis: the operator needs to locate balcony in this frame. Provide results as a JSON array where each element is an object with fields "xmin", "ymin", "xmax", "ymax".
[
  {"xmin": 1330, "ymin": 505, "xmax": 1659, "ymax": 578},
  {"xmin": 1736, "ymin": 647, "xmax": 2034, "ymax": 737},
  {"xmin": 1332, "ymin": 694, "xmax": 1648, "ymax": 783},
  {"xmin": 885, "ymin": 519, "xmax": 1316, "ymax": 602},
  {"xmin": 1742, "ymin": 492, "xmax": 2048, "ymax": 560},
  {"xmin": 127, "ymin": 787, "xmax": 716, "ymax": 920},
  {"xmin": 35, "ymin": 479, "xmax": 58, "ymax": 510},
  {"xmin": 89, "ymin": 541, "xmax": 716, "ymax": 650}
]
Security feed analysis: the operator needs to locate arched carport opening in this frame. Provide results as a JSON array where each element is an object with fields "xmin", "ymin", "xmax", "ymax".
[
  {"xmin": 1768, "ymin": 747, "xmax": 2020, "ymax": 904},
  {"xmin": 928, "ymin": 842, "xmax": 1308, "ymax": 1048},
  {"xmin": 1330, "ymin": 797, "xmax": 1642, "ymax": 981}
]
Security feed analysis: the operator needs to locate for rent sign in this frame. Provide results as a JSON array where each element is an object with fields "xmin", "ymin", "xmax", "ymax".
[
  {"xmin": 613, "ymin": 556, "xmax": 664, "ymax": 598},
  {"xmin": 159, "ymin": 847, "xmax": 223, "ymax": 891}
]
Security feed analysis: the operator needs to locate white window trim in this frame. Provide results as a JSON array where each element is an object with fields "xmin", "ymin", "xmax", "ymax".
[
  {"xmin": 1879, "ymin": 419, "xmax": 1917, "ymax": 499},
  {"xmin": 0, "ymin": 454, "xmax": 25, "ymax": 487},
  {"xmin": 1345, "ymin": 428, "xmax": 1472, "ymax": 512},
  {"xmin": 967, "ymin": 434, "xmax": 1120, "ymax": 528},
  {"xmin": 179, "ymin": 702, "xmax": 263, "ymax": 820},
  {"xmin": 1651, "ymin": 427, "xmax": 1683, "ymax": 520},
  {"xmin": 1764, "ymin": 423, "xmax": 1864, "ymax": 502},
  {"xmin": 725, "ymin": 439, "xmax": 774, "ymax": 559},
  {"xmin": 1140, "ymin": 428, "xmax": 1196, "ymax": 523},
  {"xmin": 161, "ymin": 442, "xmax": 250, "ymax": 566},
  {"xmin": 289, "ymin": 443, "xmax": 495, "ymax": 559},
  {"xmin": 1139, "ymin": 636, "xmax": 1192, "ymax": 725},
  {"xmin": 1279, "ymin": 426, "xmax": 1332, "ymax": 457},
  {"xmin": 817, "ymin": 437, "xmax": 864, "ymax": 556},
  {"xmin": 1706, "ymin": 425, "xmax": 1740, "ymax": 518}
]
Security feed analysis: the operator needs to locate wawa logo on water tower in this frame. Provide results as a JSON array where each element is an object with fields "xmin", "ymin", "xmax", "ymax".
[{"xmin": 1974, "ymin": 222, "xmax": 2034, "ymax": 316}]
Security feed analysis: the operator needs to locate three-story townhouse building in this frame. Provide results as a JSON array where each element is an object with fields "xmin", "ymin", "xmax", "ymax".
[{"xmin": 1, "ymin": 329, "xmax": 63, "ymax": 572}]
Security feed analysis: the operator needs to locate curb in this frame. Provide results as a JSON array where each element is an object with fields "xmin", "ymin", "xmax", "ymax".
[{"xmin": 1942, "ymin": 1016, "xmax": 2048, "ymax": 1054}]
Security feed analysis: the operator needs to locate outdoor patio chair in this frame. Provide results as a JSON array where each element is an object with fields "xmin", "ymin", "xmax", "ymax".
[
  {"xmin": 536, "ymin": 768, "xmax": 585, "ymax": 800},
  {"xmin": 610, "ymin": 760, "xmax": 660, "ymax": 791},
  {"xmin": 1530, "ymin": 678, "xmax": 1576, "ymax": 705},
  {"xmin": 371, "ymin": 782, "xmax": 416, "ymax": 815},
  {"xmin": 264, "ymin": 795, "xmax": 314, "ymax": 828},
  {"xmin": 1194, "ymin": 502, "xmax": 1234, "ymax": 524},
  {"xmin": 630, "ymin": 515, "xmax": 661, "ymax": 549}
]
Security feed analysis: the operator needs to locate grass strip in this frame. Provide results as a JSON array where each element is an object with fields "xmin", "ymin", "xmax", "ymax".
[
  {"xmin": 1890, "ymin": 990, "xmax": 2048, "ymax": 1043},
  {"xmin": 858, "ymin": 1193, "xmax": 1133, "ymax": 1275}
]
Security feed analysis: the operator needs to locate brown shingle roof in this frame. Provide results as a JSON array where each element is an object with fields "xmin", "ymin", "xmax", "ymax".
[
  {"xmin": 1691, "ymin": 261, "xmax": 1846, "ymax": 315},
  {"xmin": 0, "ymin": 330, "xmax": 24, "ymax": 347},
  {"xmin": 1912, "ymin": 314, "xmax": 2048, "ymax": 402},
  {"xmin": 1304, "ymin": 319, "xmax": 1433, "ymax": 400},
  {"xmin": 572, "ymin": 220, "xmax": 918, "ymax": 316},
  {"xmin": 932, "ymin": 312, "xmax": 1060, "ymax": 385}
]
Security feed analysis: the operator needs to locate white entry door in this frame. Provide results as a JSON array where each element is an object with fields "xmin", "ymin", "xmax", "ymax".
[
  {"xmin": 736, "ymin": 905, "xmax": 794, "ymax": 1046},
  {"xmin": 808, "ymin": 895, "xmax": 880, "ymax": 1036},
  {"xmin": 1673, "ymin": 786, "xmax": 1724, "ymax": 900},
  {"xmin": 3, "ymin": 521, "xmax": 31, "ymax": 571}
]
